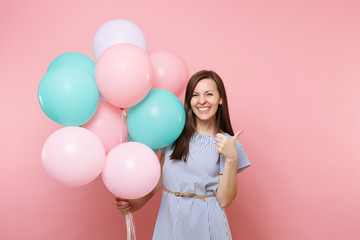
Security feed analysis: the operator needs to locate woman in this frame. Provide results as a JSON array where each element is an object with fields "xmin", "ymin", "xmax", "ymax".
[{"xmin": 115, "ymin": 70, "xmax": 250, "ymax": 239}]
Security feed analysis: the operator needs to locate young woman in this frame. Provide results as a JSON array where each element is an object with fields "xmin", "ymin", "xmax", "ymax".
[{"xmin": 115, "ymin": 70, "xmax": 250, "ymax": 239}]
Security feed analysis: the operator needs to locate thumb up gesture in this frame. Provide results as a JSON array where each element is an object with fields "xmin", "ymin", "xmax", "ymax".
[{"xmin": 215, "ymin": 130, "xmax": 243, "ymax": 161}]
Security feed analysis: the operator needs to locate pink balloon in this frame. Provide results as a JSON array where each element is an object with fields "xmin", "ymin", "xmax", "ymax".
[
  {"xmin": 95, "ymin": 43, "xmax": 153, "ymax": 108},
  {"xmin": 150, "ymin": 51, "xmax": 188, "ymax": 97},
  {"xmin": 102, "ymin": 142, "xmax": 161, "ymax": 199},
  {"xmin": 83, "ymin": 100, "xmax": 128, "ymax": 154},
  {"xmin": 42, "ymin": 127, "xmax": 106, "ymax": 187}
]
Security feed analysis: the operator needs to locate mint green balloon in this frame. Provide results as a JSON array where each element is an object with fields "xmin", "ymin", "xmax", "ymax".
[
  {"xmin": 47, "ymin": 52, "xmax": 96, "ymax": 79},
  {"xmin": 127, "ymin": 89, "xmax": 186, "ymax": 149},
  {"xmin": 38, "ymin": 66, "xmax": 99, "ymax": 126}
]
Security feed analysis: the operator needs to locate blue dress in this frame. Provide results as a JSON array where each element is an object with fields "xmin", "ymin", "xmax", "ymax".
[{"xmin": 153, "ymin": 133, "xmax": 250, "ymax": 240}]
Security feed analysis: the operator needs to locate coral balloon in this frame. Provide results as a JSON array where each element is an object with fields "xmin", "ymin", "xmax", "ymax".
[
  {"xmin": 95, "ymin": 43, "xmax": 153, "ymax": 108},
  {"xmin": 83, "ymin": 100, "xmax": 128, "ymax": 154},
  {"xmin": 42, "ymin": 127, "xmax": 106, "ymax": 187},
  {"xmin": 93, "ymin": 19, "xmax": 147, "ymax": 60},
  {"xmin": 102, "ymin": 142, "xmax": 161, "ymax": 199},
  {"xmin": 127, "ymin": 89, "xmax": 186, "ymax": 149},
  {"xmin": 150, "ymin": 51, "xmax": 188, "ymax": 97}
]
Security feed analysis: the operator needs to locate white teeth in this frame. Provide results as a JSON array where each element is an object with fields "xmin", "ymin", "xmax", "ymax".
[{"xmin": 198, "ymin": 107, "xmax": 210, "ymax": 111}]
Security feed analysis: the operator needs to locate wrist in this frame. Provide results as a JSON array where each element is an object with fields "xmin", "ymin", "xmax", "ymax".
[
  {"xmin": 225, "ymin": 156, "xmax": 237, "ymax": 164},
  {"xmin": 224, "ymin": 158, "xmax": 237, "ymax": 171}
]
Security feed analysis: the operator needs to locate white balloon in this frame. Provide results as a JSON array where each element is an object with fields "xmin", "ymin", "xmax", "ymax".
[{"xmin": 93, "ymin": 19, "xmax": 147, "ymax": 60}]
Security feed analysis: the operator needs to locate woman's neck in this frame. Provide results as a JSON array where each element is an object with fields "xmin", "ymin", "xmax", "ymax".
[{"xmin": 195, "ymin": 119, "xmax": 219, "ymax": 136}]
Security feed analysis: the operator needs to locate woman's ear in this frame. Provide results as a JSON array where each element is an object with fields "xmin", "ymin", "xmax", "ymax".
[{"xmin": 220, "ymin": 98, "xmax": 223, "ymax": 105}]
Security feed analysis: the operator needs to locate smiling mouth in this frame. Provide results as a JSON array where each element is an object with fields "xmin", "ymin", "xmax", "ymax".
[{"xmin": 198, "ymin": 107, "xmax": 210, "ymax": 111}]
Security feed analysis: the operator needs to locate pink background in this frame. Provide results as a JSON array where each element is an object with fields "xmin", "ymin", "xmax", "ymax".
[{"xmin": 1, "ymin": 0, "xmax": 359, "ymax": 239}]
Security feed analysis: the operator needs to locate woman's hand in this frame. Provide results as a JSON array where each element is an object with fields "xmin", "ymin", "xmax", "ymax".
[
  {"xmin": 215, "ymin": 130, "xmax": 243, "ymax": 208},
  {"xmin": 215, "ymin": 130, "xmax": 243, "ymax": 161},
  {"xmin": 114, "ymin": 197, "xmax": 149, "ymax": 215},
  {"xmin": 113, "ymin": 152, "xmax": 165, "ymax": 215}
]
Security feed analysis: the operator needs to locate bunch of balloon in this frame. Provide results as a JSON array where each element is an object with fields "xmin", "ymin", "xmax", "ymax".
[
  {"xmin": 38, "ymin": 52, "xmax": 106, "ymax": 187},
  {"xmin": 38, "ymin": 18, "xmax": 189, "ymax": 240}
]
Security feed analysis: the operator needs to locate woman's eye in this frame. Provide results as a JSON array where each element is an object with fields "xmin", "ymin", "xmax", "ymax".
[{"xmin": 207, "ymin": 93, "xmax": 213, "ymax": 96}]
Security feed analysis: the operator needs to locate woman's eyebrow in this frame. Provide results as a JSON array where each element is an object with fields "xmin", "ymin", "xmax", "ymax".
[{"xmin": 193, "ymin": 90, "xmax": 214, "ymax": 94}]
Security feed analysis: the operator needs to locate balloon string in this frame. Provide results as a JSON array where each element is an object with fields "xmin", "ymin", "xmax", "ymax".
[
  {"xmin": 121, "ymin": 108, "xmax": 133, "ymax": 240},
  {"xmin": 126, "ymin": 212, "xmax": 136, "ymax": 240},
  {"xmin": 120, "ymin": 111, "xmax": 124, "ymax": 144},
  {"xmin": 120, "ymin": 108, "xmax": 126, "ymax": 144}
]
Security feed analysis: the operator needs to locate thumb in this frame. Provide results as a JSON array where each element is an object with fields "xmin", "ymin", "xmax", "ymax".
[{"xmin": 232, "ymin": 130, "xmax": 244, "ymax": 140}]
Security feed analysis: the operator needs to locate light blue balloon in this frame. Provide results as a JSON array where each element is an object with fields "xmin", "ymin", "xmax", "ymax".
[
  {"xmin": 127, "ymin": 89, "xmax": 186, "ymax": 150},
  {"xmin": 38, "ymin": 66, "xmax": 99, "ymax": 126},
  {"xmin": 47, "ymin": 52, "xmax": 96, "ymax": 79}
]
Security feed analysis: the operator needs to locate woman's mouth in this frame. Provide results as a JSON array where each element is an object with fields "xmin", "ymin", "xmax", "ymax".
[{"xmin": 198, "ymin": 107, "xmax": 211, "ymax": 113}]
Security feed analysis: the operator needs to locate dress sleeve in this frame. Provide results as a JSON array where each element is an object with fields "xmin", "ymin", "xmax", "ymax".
[{"xmin": 219, "ymin": 141, "xmax": 250, "ymax": 174}]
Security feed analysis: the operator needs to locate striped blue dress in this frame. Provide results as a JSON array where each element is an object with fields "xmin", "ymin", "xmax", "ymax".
[{"xmin": 153, "ymin": 133, "xmax": 250, "ymax": 240}]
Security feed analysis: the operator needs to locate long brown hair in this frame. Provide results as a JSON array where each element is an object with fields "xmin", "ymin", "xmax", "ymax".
[{"xmin": 170, "ymin": 70, "xmax": 234, "ymax": 161}]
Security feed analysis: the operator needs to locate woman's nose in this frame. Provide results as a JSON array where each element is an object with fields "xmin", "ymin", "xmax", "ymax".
[{"xmin": 199, "ymin": 95, "xmax": 207, "ymax": 104}]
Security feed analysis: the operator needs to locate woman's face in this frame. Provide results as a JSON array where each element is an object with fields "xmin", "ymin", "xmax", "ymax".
[{"xmin": 190, "ymin": 78, "xmax": 222, "ymax": 123}]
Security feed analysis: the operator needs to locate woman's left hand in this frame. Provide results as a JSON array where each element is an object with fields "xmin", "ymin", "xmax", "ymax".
[{"xmin": 215, "ymin": 130, "xmax": 243, "ymax": 161}]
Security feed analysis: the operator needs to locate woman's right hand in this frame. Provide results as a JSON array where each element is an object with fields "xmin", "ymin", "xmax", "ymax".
[
  {"xmin": 114, "ymin": 197, "xmax": 149, "ymax": 215},
  {"xmin": 114, "ymin": 198, "xmax": 132, "ymax": 215},
  {"xmin": 114, "ymin": 152, "xmax": 165, "ymax": 215}
]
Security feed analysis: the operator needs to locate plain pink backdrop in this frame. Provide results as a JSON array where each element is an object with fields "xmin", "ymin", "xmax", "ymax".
[{"xmin": 1, "ymin": 0, "xmax": 359, "ymax": 239}]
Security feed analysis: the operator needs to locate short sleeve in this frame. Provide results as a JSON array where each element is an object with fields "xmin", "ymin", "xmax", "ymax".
[{"xmin": 219, "ymin": 141, "xmax": 250, "ymax": 174}]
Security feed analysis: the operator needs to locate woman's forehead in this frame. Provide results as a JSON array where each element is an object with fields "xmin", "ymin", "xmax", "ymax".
[{"xmin": 193, "ymin": 78, "xmax": 217, "ymax": 92}]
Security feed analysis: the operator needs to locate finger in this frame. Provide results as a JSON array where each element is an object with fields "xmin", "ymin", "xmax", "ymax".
[
  {"xmin": 215, "ymin": 137, "xmax": 224, "ymax": 143},
  {"xmin": 114, "ymin": 200, "xmax": 127, "ymax": 206},
  {"xmin": 118, "ymin": 205, "xmax": 131, "ymax": 212},
  {"xmin": 216, "ymin": 133, "xmax": 225, "ymax": 139},
  {"xmin": 215, "ymin": 145, "xmax": 222, "ymax": 153},
  {"xmin": 116, "ymin": 205, "xmax": 131, "ymax": 210},
  {"xmin": 116, "ymin": 203, "xmax": 130, "ymax": 209},
  {"xmin": 114, "ymin": 200, "xmax": 129, "ymax": 207},
  {"xmin": 233, "ymin": 130, "xmax": 244, "ymax": 140},
  {"xmin": 216, "ymin": 142, "xmax": 224, "ymax": 147},
  {"xmin": 118, "ymin": 205, "xmax": 131, "ymax": 210},
  {"xmin": 116, "ymin": 206, "xmax": 129, "ymax": 212},
  {"xmin": 119, "ymin": 207, "xmax": 131, "ymax": 215},
  {"xmin": 215, "ymin": 135, "xmax": 226, "ymax": 143}
]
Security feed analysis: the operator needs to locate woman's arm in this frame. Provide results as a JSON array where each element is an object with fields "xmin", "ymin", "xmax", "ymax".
[
  {"xmin": 216, "ymin": 158, "xmax": 238, "ymax": 208},
  {"xmin": 114, "ymin": 152, "xmax": 165, "ymax": 214},
  {"xmin": 215, "ymin": 131, "xmax": 243, "ymax": 208}
]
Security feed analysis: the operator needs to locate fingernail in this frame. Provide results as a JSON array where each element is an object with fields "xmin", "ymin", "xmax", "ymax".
[{"xmin": 120, "ymin": 201, "xmax": 129, "ymax": 206}]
